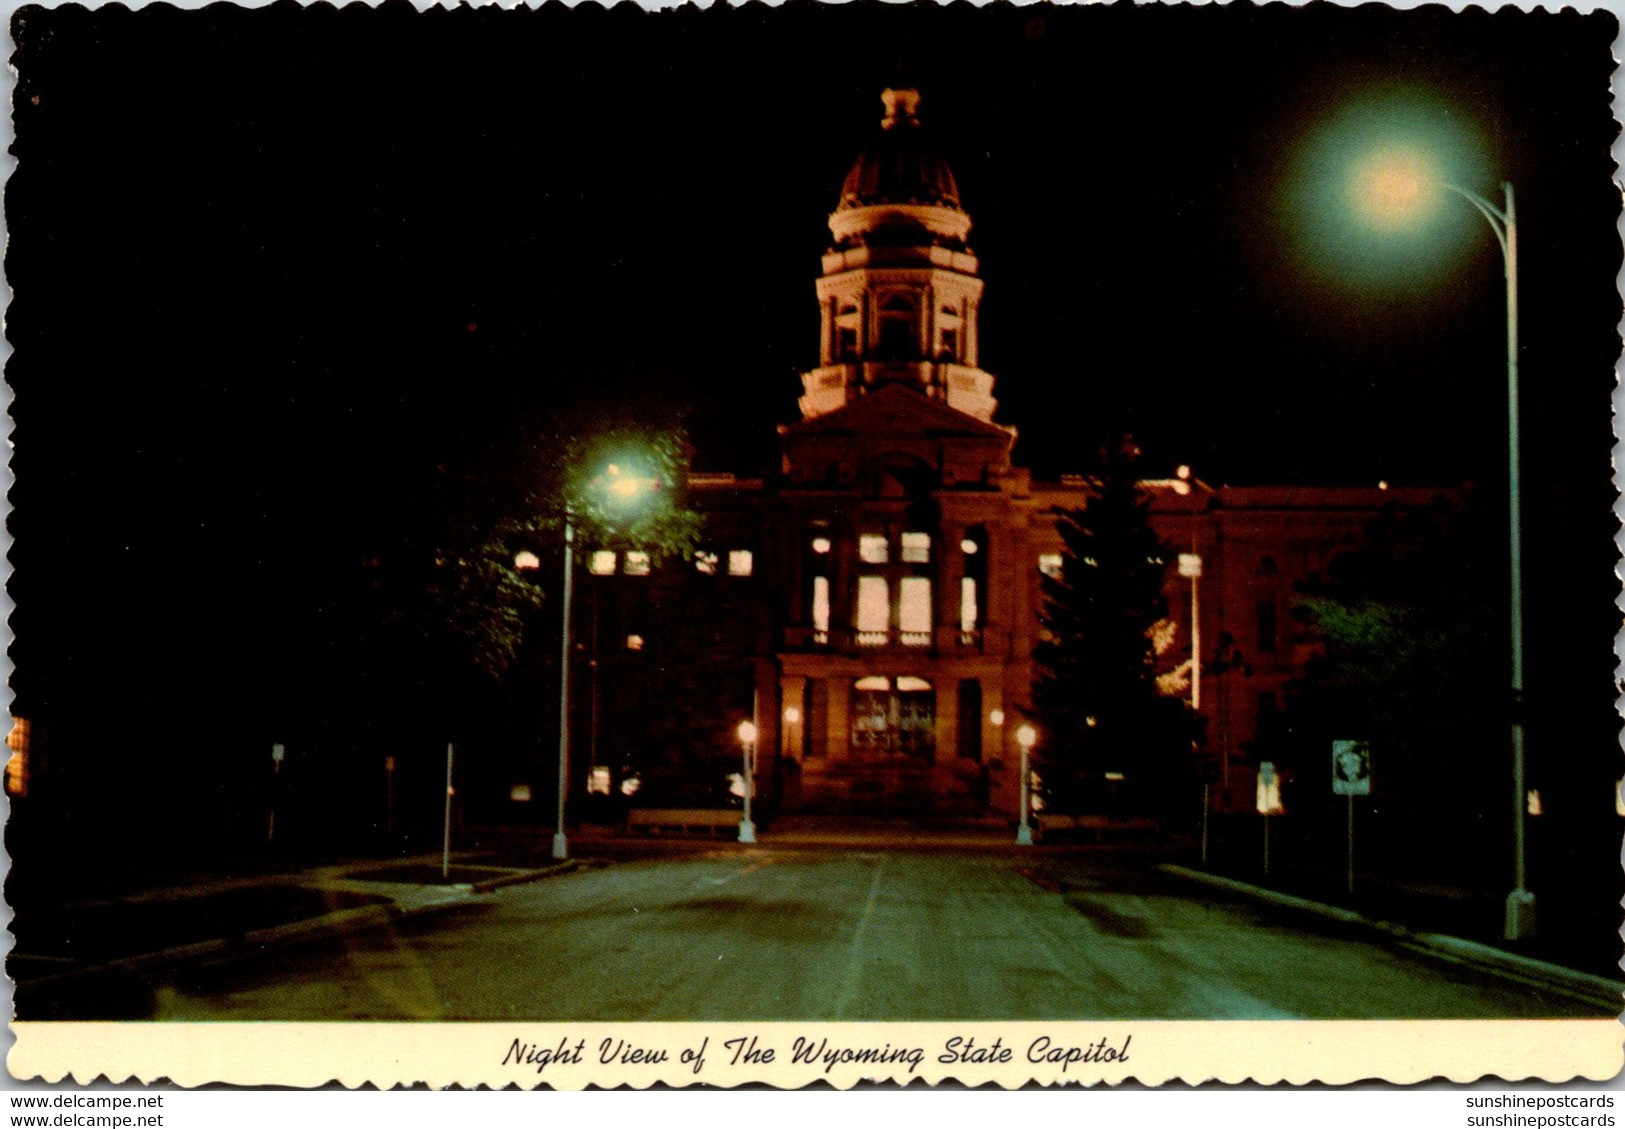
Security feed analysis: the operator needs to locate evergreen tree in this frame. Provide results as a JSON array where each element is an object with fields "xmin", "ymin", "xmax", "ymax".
[{"xmin": 1031, "ymin": 437, "xmax": 1194, "ymax": 817}]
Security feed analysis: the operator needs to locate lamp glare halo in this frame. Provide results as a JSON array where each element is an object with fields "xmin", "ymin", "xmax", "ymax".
[{"xmin": 1349, "ymin": 146, "xmax": 1441, "ymax": 232}]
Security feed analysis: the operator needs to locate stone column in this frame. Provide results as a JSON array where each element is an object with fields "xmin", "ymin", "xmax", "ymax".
[{"xmin": 824, "ymin": 676, "xmax": 849, "ymax": 761}]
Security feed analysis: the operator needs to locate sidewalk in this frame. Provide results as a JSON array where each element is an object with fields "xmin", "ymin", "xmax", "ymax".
[
  {"xmin": 1162, "ymin": 863, "xmax": 1625, "ymax": 1013},
  {"xmin": 8, "ymin": 851, "xmax": 579, "ymax": 1010}
]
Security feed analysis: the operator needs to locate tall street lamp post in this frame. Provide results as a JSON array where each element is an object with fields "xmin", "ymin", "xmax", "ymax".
[
  {"xmin": 552, "ymin": 506, "xmax": 576, "ymax": 861},
  {"xmin": 548, "ymin": 460, "xmax": 661, "ymax": 862},
  {"xmin": 1015, "ymin": 723, "xmax": 1036, "ymax": 846},
  {"xmin": 1440, "ymin": 180, "xmax": 1535, "ymax": 941},
  {"xmin": 737, "ymin": 720, "xmax": 758, "ymax": 844},
  {"xmin": 1332, "ymin": 136, "xmax": 1533, "ymax": 939}
]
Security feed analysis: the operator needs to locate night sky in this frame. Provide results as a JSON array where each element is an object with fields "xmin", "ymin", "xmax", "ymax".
[{"xmin": 6, "ymin": 2, "xmax": 1619, "ymax": 784}]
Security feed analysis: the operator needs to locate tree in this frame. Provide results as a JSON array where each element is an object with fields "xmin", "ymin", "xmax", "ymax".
[
  {"xmin": 1286, "ymin": 490, "xmax": 1506, "ymax": 875},
  {"xmin": 1031, "ymin": 437, "xmax": 1194, "ymax": 817}
]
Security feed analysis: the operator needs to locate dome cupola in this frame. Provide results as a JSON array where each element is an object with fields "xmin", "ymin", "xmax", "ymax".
[
  {"xmin": 829, "ymin": 88, "xmax": 971, "ymax": 249},
  {"xmin": 798, "ymin": 86, "xmax": 1000, "ymax": 424}
]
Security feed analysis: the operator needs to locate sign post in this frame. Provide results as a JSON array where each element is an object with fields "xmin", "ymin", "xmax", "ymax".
[
  {"xmin": 269, "ymin": 743, "xmax": 285, "ymax": 845},
  {"xmin": 1256, "ymin": 761, "xmax": 1281, "ymax": 875},
  {"xmin": 442, "ymin": 742, "xmax": 455, "ymax": 880},
  {"xmin": 1332, "ymin": 740, "xmax": 1372, "ymax": 895}
]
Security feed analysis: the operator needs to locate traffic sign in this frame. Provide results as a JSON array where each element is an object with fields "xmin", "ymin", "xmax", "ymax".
[{"xmin": 1332, "ymin": 740, "xmax": 1371, "ymax": 796}]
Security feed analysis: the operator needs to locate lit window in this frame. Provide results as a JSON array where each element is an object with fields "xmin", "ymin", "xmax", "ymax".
[
  {"xmin": 895, "ymin": 676, "xmax": 931, "ymax": 692},
  {"xmin": 856, "ymin": 576, "xmax": 889, "ymax": 642},
  {"xmin": 1038, "ymin": 553, "xmax": 1063, "ymax": 579},
  {"xmin": 728, "ymin": 550, "xmax": 753, "ymax": 576},
  {"xmin": 899, "ymin": 577, "xmax": 932, "ymax": 644},
  {"xmin": 588, "ymin": 550, "xmax": 617, "ymax": 576},
  {"xmin": 811, "ymin": 536, "xmax": 832, "ymax": 555},
  {"xmin": 586, "ymin": 767, "xmax": 612, "ymax": 796},
  {"xmin": 854, "ymin": 676, "xmax": 890, "ymax": 691},
  {"xmin": 624, "ymin": 550, "xmax": 651, "ymax": 576},
  {"xmin": 695, "ymin": 551, "xmax": 718, "ymax": 574},
  {"xmin": 960, "ymin": 577, "xmax": 978, "ymax": 634},
  {"xmin": 626, "ymin": 634, "xmax": 645, "ymax": 651},
  {"xmin": 812, "ymin": 576, "xmax": 831, "ymax": 637},
  {"xmin": 859, "ymin": 534, "xmax": 889, "ymax": 564},
  {"xmin": 901, "ymin": 532, "xmax": 930, "ymax": 563},
  {"xmin": 6, "ymin": 717, "xmax": 28, "ymax": 797},
  {"xmin": 513, "ymin": 550, "xmax": 541, "ymax": 571},
  {"xmin": 960, "ymin": 538, "xmax": 979, "ymax": 555}
]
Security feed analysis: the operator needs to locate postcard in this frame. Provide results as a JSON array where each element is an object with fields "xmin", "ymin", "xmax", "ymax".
[{"xmin": 5, "ymin": 0, "xmax": 1620, "ymax": 1090}]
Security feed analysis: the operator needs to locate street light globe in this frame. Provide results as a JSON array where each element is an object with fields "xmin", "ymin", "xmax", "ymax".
[
  {"xmin": 737, "ymin": 720, "xmax": 758, "ymax": 745},
  {"xmin": 1348, "ymin": 144, "xmax": 1442, "ymax": 232},
  {"xmin": 1279, "ymin": 85, "xmax": 1491, "ymax": 295},
  {"xmin": 602, "ymin": 461, "xmax": 657, "ymax": 503},
  {"xmin": 1016, "ymin": 723, "xmax": 1037, "ymax": 750}
]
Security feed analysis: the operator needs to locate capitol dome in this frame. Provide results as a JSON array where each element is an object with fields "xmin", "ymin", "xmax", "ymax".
[
  {"xmin": 836, "ymin": 88, "xmax": 963, "ymax": 212},
  {"xmin": 829, "ymin": 88, "xmax": 971, "ymax": 249}
]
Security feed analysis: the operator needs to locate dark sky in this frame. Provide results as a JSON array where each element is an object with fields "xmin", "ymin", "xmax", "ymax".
[{"xmin": 6, "ymin": 1, "xmax": 1619, "ymax": 731}]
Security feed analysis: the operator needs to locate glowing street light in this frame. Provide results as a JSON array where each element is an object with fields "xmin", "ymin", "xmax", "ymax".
[
  {"xmin": 1313, "ymin": 103, "xmax": 1534, "ymax": 940},
  {"xmin": 1015, "ymin": 723, "xmax": 1037, "ymax": 846},
  {"xmin": 549, "ymin": 457, "xmax": 661, "ymax": 862},
  {"xmin": 737, "ymin": 719, "xmax": 758, "ymax": 844}
]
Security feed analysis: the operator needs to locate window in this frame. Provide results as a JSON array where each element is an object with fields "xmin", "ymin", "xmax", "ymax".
[
  {"xmin": 956, "ymin": 682, "xmax": 982, "ymax": 760},
  {"xmin": 6, "ymin": 717, "xmax": 28, "ymax": 797},
  {"xmin": 695, "ymin": 551, "xmax": 718, "ymax": 575},
  {"xmin": 812, "ymin": 576, "xmax": 831, "ymax": 641},
  {"xmin": 728, "ymin": 550, "xmax": 753, "ymax": 577},
  {"xmin": 1038, "ymin": 553, "xmax": 1063, "ymax": 579},
  {"xmin": 1257, "ymin": 601, "xmax": 1277, "ymax": 653},
  {"xmin": 901, "ymin": 531, "xmax": 931, "ymax": 563},
  {"xmin": 960, "ymin": 577, "xmax": 979, "ymax": 637},
  {"xmin": 837, "ymin": 327, "xmax": 858, "ymax": 360},
  {"xmin": 859, "ymin": 534, "xmax": 889, "ymax": 564},
  {"xmin": 623, "ymin": 550, "xmax": 650, "ymax": 576},
  {"xmin": 588, "ymin": 550, "xmax": 617, "ymax": 576},
  {"xmin": 851, "ymin": 676, "xmax": 935, "ymax": 757},
  {"xmin": 899, "ymin": 577, "xmax": 932, "ymax": 645},
  {"xmin": 856, "ymin": 576, "xmax": 889, "ymax": 643},
  {"xmin": 877, "ymin": 294, "xmax": 917, "ymax": 361},
  {"xmin": 811, "ymin": 536, "xmax": 831, "ymax": 555},
  {"xmin": 939, "ymin": 328, "xmax": 958, "ymax": 360}
]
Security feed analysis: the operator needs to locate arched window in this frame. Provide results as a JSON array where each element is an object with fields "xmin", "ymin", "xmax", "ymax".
[{"xmin": 876, "ymin": 293, "xmax": 918, "ymax": 360}]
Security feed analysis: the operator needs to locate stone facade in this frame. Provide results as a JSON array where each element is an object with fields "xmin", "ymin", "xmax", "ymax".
[{"xmin": 620, "ymin": 88, "xmax": 1449, "ymax": 821}]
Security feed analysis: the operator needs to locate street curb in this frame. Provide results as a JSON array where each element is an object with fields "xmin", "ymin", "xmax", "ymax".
[
  {"xmin": 1161, "ymin": 863, "xmax": 1625, "ymax": 1011},
  {"xmin": 13, "ymin": 861, "xmax": 584, "ymax": 995}
]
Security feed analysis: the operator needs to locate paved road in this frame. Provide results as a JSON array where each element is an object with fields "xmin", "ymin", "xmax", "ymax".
[{"xmin": 127, "ymin": 850, "xmax": 1605, "ymax": 1021}]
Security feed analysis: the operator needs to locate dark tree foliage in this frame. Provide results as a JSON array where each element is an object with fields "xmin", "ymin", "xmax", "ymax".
[
  {"xmin": 1285, "ymin": 490, "xmax": 1507, "ymax": 875},
  {"xmin": 1031, "ymin": 438, "xmax": 1195, "ymax": 818},
  {"xmin": 619, "ymin": 568, "xmax": 764, "ymax": 808}
]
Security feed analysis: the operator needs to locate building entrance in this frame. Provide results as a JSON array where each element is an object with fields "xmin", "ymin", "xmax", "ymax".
[{"xmin": 845, "ymin": 676, "xmax": 934, "ymax": 814}]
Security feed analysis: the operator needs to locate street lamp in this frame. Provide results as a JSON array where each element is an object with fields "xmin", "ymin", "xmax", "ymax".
[
  {"xmin": 549, "ymin": 459, "xmax": 661, "ymax": 862},
  {"xmin": 737, "ymin": 720, "xmax": 758, "ymax": 844},
  {"xmin": 1015, "ymin": 723, "xmax": 1037, "ymax": 846},
  {"xmin": 1331, "ymin": 131, "xmax": 1534, "ymax": 940}
]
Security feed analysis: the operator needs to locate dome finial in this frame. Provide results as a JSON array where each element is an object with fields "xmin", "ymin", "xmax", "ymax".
[{"xmin": 880, "ymin": 87, "xmax": 921, "ymax": 130}]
